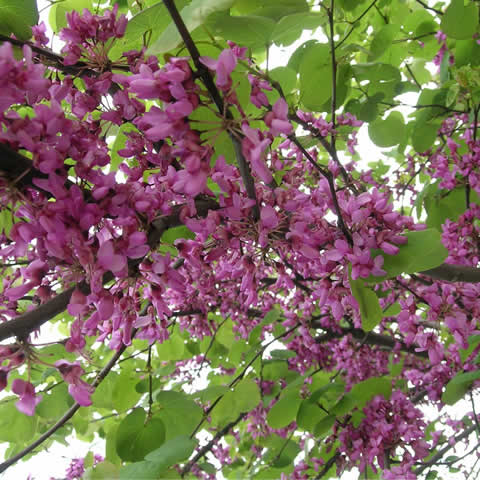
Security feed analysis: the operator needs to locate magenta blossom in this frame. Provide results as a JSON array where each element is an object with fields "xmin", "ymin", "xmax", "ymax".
[
  {"xmin": 55, "ymin": 360, "xmax": 93, "ymax": 406},
  {"xmin": 200, "ymin": 49, "xmax": 237, "ymax": 91},
  {"xmin": 12, "ymin": 379, "xmax": 42, "ymax": 416}
]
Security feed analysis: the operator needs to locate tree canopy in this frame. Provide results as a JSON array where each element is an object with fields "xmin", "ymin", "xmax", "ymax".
[{"xmin": 1, "ymin": 0, "xmax": 480, "ymax": 478}]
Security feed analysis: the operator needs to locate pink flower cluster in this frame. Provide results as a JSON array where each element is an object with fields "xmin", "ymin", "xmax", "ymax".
[
  {"xmin": 339, "ymin": 391, "xmax": 430, "ymax": 475},
  {"xmin": 0, "ymin": 6, "xmax": 477, "ymax": 478}
]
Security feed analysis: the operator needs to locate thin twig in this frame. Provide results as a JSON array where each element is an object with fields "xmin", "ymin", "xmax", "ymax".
[
  {"xmin": 147, "ymin": 345, "xmax": 153, "ymax": 418},
  {"xmin": 415, "ymin": 424, "xmax": 476, "ymax": 475},
  {"xmin": 286, "ymin": 133, "xmax": 353, "ymax": 245},
  {"xmin": 181, "ymin": 413, "xmax": 245, "ymax": 477},
  {"xmin": 314, "ymin": 452, "xmax": 340, "ymax": 479},
  {"xmin": 189, "ymin": 323, "xmax": 300, "ymax": 437},
  {"xmin": 315, "ymin": 326, "xmax": 428, "ymax": 359},
  {"xmin": 327, "ymin": 1, "xmax": 337, "ymax": 145},
  {"xmin": 405, "ymin": 62, "xmax": 422, "ymax": 90},
  {"xmin": 336, "ymin": 0, "xmax": 378, "ymax": 50},
  {"xmin": 414, "ymin": 0, "xmax": 443, "ymax": 15},
  {"xmin": 471, "ymin": 392, "xmax": 480, "ymax": 437},
  {"xmin": 0, "ymin": 327, "xmax": 140, "ymax": 474}
]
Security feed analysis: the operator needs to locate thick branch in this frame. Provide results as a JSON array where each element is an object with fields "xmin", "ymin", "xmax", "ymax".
[
  {"xmin": 0, "ymin": 198, "xmax": 219, "ymax": 343},
  {"xmin": 419, "ymin": 264, "xmax": 480, "ymax": 283},
  {"xmin": 315, "ymin": 326, "xmax": 428, "ymax": 359},
  {"xmin": 0, "ymin": 285, "xmax": 77, "ymax": 342},
  {"xmin": 0, "ymin": 143, "xmax": 49, "ymax": 191}
]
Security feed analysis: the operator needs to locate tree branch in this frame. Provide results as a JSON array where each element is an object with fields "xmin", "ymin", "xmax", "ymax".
[
  {"xmin": 314, "ymin": 452, "xmax": 340, "ymax": 479},
  {"xmin": 414, "ymin": 424, "xmax": 476, "ymax": 475},
  {"xmin": 414, "ymin": 0, "xmax": 443, "ymax": 16},
  {"xmin": 336, "ymin": 0, "xmax": 378, "ymax": 50},
  {"xmin": 315, "ymin": 326, "xmax": 428, "ymax": 359},
  {"xmin": 419, "ymin": 264, "xmax": 480, "ymax": 283},
  {"xmin": 181, "ymin": 412, "xmax": 245, "ymax": 477},
  {"xmin": 327, "ymin": 1, "xmax": 337, "ymax": 140},
  {"xmin": 162, "ymin": 0, "xmax": 259, "ymax": 220}
]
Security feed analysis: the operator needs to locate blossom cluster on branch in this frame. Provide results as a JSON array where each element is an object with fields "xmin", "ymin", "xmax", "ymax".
[{"xmin": 0, "ymin": 2, "xmax": 480, "ymax": 479}]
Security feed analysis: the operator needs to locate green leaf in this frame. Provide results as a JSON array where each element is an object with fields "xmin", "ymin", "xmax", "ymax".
[
  {"xmin": 116, "ymin": 408, "xmax": 166, "ymax": 462},
  {"xmin": 296, "ymin": 400, "xmax": 326, "ymax": 432},
  {"xmin": 266, "ymin": 391, "xmax": 302, "ymax": 429},
  {"xmin": 352, "ymin": 63, "xmax": 401, "ymax": 83},
  {"xmin": 110, "ymin": 1, "xmax": 189, "ymax": 58},
  {"xmin": 112, "ymin": 369, "xmax": 143, "ymax": 412},
  {"xmin": 0, "ymin": 0, "xmax": 38, "ymax": 40},
  {"xmin": 161, "ymin": 226, "xmax": 195, "ymax": 245},
  {"xmin": 262, "ymin": 435, "xmax": 300, "ymax": 468},
  {"xmin": 460, "ymin": 335, "xmax": 480, "ymax": 363},
  {"xmin": 209, "ymin": 14, "xmax": 276, "ymax": 49},
  {"xmin": 235, "ymin": 378, "xmax": 261, "ymax": 412},
  {"xmin": 192, "ymin": 385, "xmax": 229, "ymax": 402},
  {"xmin": 332, "ymin": 377, "xmax": 392, "ymax": 416},
  {"xmin": 384, "ymin": 302, "xmax": 401, "ymax": 317},
  {"xmin": 299, "ymin": 43, "xmax": 332, "ymax": 111},
  {"xmin": 249, "ymin": 306, "xmax": 281, "ymax": 344},
  {"xmin": 156, "ymin": 333, "xmax": 186, "ymax": 361},
  {"xmin": 411, "ymin": 121, "xmax": 439, "ymax": 153},
  {"xmin": 0, "ymin": 401, "xmax": 37, "ymax": 443},
  {"xmin": 0, "ymin": 208, "xmax": 14, "ymax": 238},
  {"xmin": 210, "ymin": 389, "xmax": 239, "ymax": 425},
  {"xmin": 155, "ymin": 391, "xmax": 203, "ymax": 440},
  {"xmin": 423, "ymin": 185, "xmax": 476, "ymax": 231},
  {"xmin": 338, "ymin": 0, "xmax": 369, "ymax": 10},
  {"xmin": 349, "ymin": 275, "xmax": 383, "ymax": 331},
  {"xmin": 109, "ymin": 124, "xmax": 138, "ymax": 171},
  {"xmin": 314, "ymin": 415, "xmax": 336, "ymax": 436},
  {"xmin": 442, "ymin": 370, "xmax": 480, "ymax": 405},
  {"xmin": 119, "ymin": 461, "xmax": 165, "ymax": 480},
  {"xmin": 84, "ymin": 461, "xmax": 120, "ymax": 480},
  {"xmin": 36, "ymin": 384, "xmax": 70, "ymax": 420},
  {"xmin": 211, "ymin": 378, "xmax": 260, "ymax": 425},
  {"xmin": 441, "ymin": 0, "xmax": 479, "ymax": 40},
  {"xmin": 145, "ymin": 435, "xmax": 197, "ymax": 470},
  {"xmin": 269, "ymin": 67, "xmax": 297, "ymax": 94},
  {"xmin": 377, "ymin": 228, "xmax": 449, "ymax": 279},
  {"xmin": 243, "ymin": 0, "xmax": 309, "ymax": 20},
  {"xmin": 147, "ymin": 0, "xmax": 235, "ymax": 54},
  {"xmin": 91, "ymin": 372, "xmax": 116, "ymax": 409},
  {"xmin": 368, "ymin": 112, "xmax": 406, "ymax": 148},
  {"xmin": 368, "ymin": 24, "xmax": 398, "ymax": 62},
  {"xmin": 270, "ymin": 12, "xmax": 324, "ymax": 46}
]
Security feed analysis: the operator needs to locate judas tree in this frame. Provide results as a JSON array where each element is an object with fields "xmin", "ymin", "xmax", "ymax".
[{"xmin": 0, "ymin": 0, "xmax": 480, "ymax": 478}]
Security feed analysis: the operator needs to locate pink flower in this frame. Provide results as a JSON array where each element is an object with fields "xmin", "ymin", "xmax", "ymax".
[
  {"xmin": 241, "ymin": 124, "xmax": 273, "ymax": 184},
  {"xmin": 260, "ymin": 205, "xmax": 279, "ymax": 230},
  {"xmin": 200, "ymin": 49, "xmax": 237, "ymax": 91},
  {"xmin": 12, "ymin": 379, "xmax": 42, "ymax": 416},
  {"xmin": 55, "ymin": 360, "xmax": 93, "ymax": 406},
  {"xmin": 97, "ymin": 240, "xmax": 127, "ymax": 274},
  {"xmin": 264, "ymin": 98, "xmax": 293, "ymax": 136}
]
